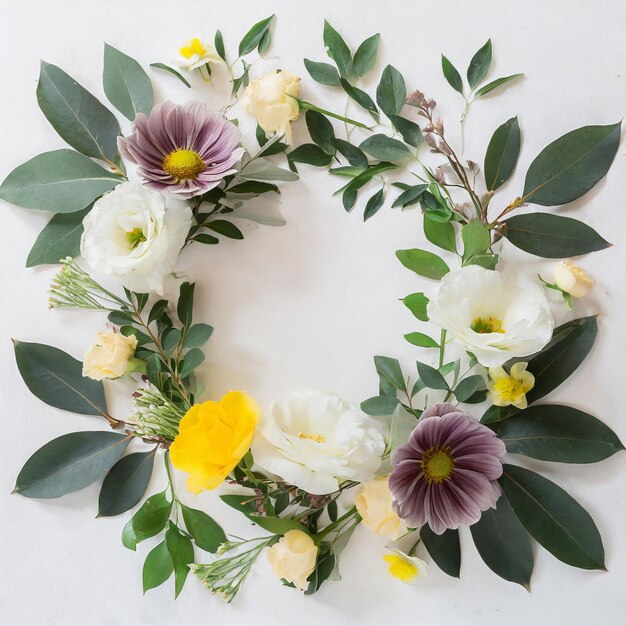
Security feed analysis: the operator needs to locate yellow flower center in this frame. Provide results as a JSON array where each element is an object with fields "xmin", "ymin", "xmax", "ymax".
[
  {"xmin": 298, "ymin": 432, "xmax": 326, "ymax": 443},
  {"xmin": 493, "ymin": 377, "xmax": 526, "ymax": 404},
  {"xmin": 163, "ymin": 148, "xmax": 205, "ymax": 181},
  {"xmin": 383, "ymin": 554, "xmax": 418, "ymax": 582},
  {"xmin": 471, "ymin": 316, "xmax": 505, "ymax": 334},
  {"xmin": 421, "ymin": 446, "xmax": 454, "ymax": 484},
  {"xmin": 179, "ymin": 37, "xmax": 207, "ymax": 59},
  {"xmin": 125, "ymin": 227, "xmax": 146, "ymax": 249}
]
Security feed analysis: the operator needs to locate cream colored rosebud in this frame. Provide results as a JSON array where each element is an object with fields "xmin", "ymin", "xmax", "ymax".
[
  {"xmin": 554, "ymin": 260, "xmax": 593, "ymax": 298},
  {"xmin": 355, "ymin": 478, "xmax": 408, "ymax": 540},
  {"xmin": 83, "ymin": 331, "xmax": 138, "ymax": 381},
  {"xmin": 266, "ymin": 529, "xmax": 318, "ymax": 591},
  {"xmin": 241, "ymin": 70, "xmax": 301, "ymax": 143}
]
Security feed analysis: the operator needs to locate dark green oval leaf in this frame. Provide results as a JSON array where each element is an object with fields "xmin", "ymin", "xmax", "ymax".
[
  {"xmin": 441, "ymin": 55, "xmax": 463, "ymax": 94},
  {"xmin": 288, "ymin": 143, "xmax": 333, "ymax": 167},
  {"xmin": 416, "ymin": 361, "xmax": 449, "ymax": 390},
  {"xmin": 239, "ymin": 15, "xmax": 274, "ymax": 56},
  {"xmin": 376, "ymin": 64, "xmax": 406, "ymax": 117},
  {"xmin": 143, "ymin": 540, "xmax": 173, "ymax": 593},
  {"xmin": 332, "ymin": 138, "xmax": 368, "ymax": 168},
  {"xmin": 484, "ymin": 116, "xmax": 520, "ymax": 191},
  {"xmin": 467, "ymin": 39, "xmax": 492, "ymax": 89},
  {"xmin": 206, "ymin": 219, "xmax": 244, "ymax": 240},
  {"xmin": 181, "ymin": 504, "xmax": 227, "ymax": 553},
  {"xmin": 323, "ymin": 20, "xmax": 352, "ymax": 79},
  {"xmin": 363, "ymin": 187, "xmax": 385, "ymax": 221},
  {"xmin": 165, "ymin": 523, "xmax": 194, "ymax": 597},
  {"xmin": 304, "ymin": 59, "xmax": 341, "ymax": 86},
  {"xmin": 374, "ymin": 355, "xmax": 407, "ymax": 395},
  {"xmin": 389, "ymin": 115, "xmax": 422, "ymax": 148},
  {"xmin": 340, "ymin": 79, "xmax": 379, "ymax": 119},
  {"xmin": 420, "ymin": 526, "xmax": 460, "ymax": 577},
  {"xmin": 305, "ymin": 109, "xmax": 336, "ymax": 155},
  {"xmin": 130, "ymin": 490, "xmax": 172, "ymax": 544},
  {"xmin": 474, "ymin": 73, "xmax": 524, "ymax": 98}
]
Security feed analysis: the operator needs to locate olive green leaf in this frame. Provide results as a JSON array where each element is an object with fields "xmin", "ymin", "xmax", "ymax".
[{"xmin": 484, "ymin": 116, "xmax": 520, "ymax": 191}]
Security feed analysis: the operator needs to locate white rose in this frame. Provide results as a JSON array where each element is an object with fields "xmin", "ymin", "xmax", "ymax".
[
  {"xmin": 266, "ymin": 530, "xmax": 318, "ymax": 591},
  {"xmin": 251, "ymin": 391, "xmax": 386, "ymax": 495},
  {"xmin": 355, "ymin": 478, "xmax": 408, "ymax": 540},
  {"xmin": 83, "ymin": 331, "xmax": 138, "ymax": 381},
  {"xmin": 80, "ymin": 182, "xmax": 192, "ymax": 295},
  {"xmin": 241, "ymin": 70, "xmax": 301, "ymax": 143},
  {"xmin": 427, "ymin": 265, "xmax": 554, "ymax": 367},
  {"xmin": 554, "ymin": 260, "xmax": 593, "ymax": 298}
]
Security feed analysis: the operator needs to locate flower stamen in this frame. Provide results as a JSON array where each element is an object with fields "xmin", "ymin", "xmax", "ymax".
[
  {"xmin": 163, "ymin": 148, "xmax": 205, "ymax": 180},
  {"xmin": 421, "ymin": 446, "xmax": 454, "ymax": 484},
  {"xmin": 470, "ymin": 316, "xmax": 505, "ymax": 334}
]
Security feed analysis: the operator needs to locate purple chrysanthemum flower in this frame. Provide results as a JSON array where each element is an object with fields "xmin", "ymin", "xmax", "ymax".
[
  {"xmin": 388, "ymin": 403, "xmax": 506, "ymax": 535},
  {"xmin": 118, "ymin": 101, "xmax": 243, "ymax": 198}
]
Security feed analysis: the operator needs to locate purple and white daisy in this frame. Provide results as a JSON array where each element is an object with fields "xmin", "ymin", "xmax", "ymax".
[
  {"xmin": 388, "ymin": 403, "xmax": 506, "ymax": 535},
  {"xmin": 118, "ymin": 101, "xmax": 244, "ymax": 198}
]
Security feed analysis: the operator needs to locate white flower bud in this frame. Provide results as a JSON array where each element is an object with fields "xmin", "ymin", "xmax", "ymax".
[{"xmin": 554, "ymin": 260, "xmax": 593, "ymax": 298}]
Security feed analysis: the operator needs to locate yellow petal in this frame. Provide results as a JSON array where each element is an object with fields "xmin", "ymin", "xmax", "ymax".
[{"xmin": 488, "ymin": 366, "xmax": 509, "ymax": 382}]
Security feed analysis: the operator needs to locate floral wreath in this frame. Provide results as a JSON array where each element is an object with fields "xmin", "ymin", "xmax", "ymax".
[{"xmin": 2, "ymin": 16, "xmax": 623, "ymax": 601}]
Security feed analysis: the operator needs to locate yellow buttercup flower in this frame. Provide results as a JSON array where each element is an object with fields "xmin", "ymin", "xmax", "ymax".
[
  {"xmin": 487, "ymin": 362, "xmax": 535, "ymax": 409},
  {"xmin": 170, "ymin": 391, "xmax": 260, "ymax": 493},
  {"xmin": 383, "ymin": 549, "xmax": 428, "ymax": 583}
]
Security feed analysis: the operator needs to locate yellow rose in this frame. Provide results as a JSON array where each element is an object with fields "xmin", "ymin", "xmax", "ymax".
[
  {"xmin": 241, "ymin": 70, "xmax": 301, "ymax": 143},
  {"xmin": 266, "ymin": 529, "xmax": 318, "ymax": 591},
  {"xmin": 170, "ymin": 391, "xmax": 260, "ymax": 493},
  {"xmin": 355, "ymin": 478, "xmax": 408, "ymax": 540},
  {"xmin": 554, "ymin": 260, "xmax": 593, "ymax": 298},
  {"xmin": 82, "ymin": 331, "xmax": 138, "ymax": 381}
]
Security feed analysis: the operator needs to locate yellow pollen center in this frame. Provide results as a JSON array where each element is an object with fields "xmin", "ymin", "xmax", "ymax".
[
  {"xmin": 471, "ymin": 316, "xmax": 505, "ymax": 334},
  {"xmin": 125, "ymin": 227, "xmax": 146, "ymax": 249},
  {"xmin": 421, "ymin": 447, "xmax": 454, "ymax": 484},
  {"xmin": 493, "ymin": 377, "xmax": 526, "ymax": 403},
  {"xmin": 297, "ymin": 432, "xmax": 326, "ymax": 443},
  {"xmin": 163, "ymin": 148, "xmax": 205, "ymax": 181},
  {"xmin": 179, "ymin": 38, "xmax": 207, "ymax": 59},
  {"xmin": 383, "ymin": 554, "xmax": 418, "ymax": 582}
]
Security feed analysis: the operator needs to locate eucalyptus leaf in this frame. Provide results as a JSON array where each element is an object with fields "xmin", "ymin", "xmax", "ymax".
[
  {"xmin": 332, "ymin": 138, "xmax": 368, "ymax": 168},
  {"xmin": 305, "ymin": 109, "xmax": 336, "ymax": 155},
  {"xmin": 239, "ymin": 15, "xmax": 274, "ymax": 56},
  {"xmin": 184, "ymin": 323, "xmax": 214, "ymax": 349},
  {"xmin": 340, "ymin": 80, "xmax": 379, "ymax": 118},
  {"xmin": 484, "ymin": 117, "xmax": 520, "ymax": 191},
  {"xmin": 454, "ymin": 374, "xmax": 484, "ymax": 402},
  {"xmin": 376, "ymin": 64, "xmax": 406, "ymax": 117},
  {"xmin": 323, "ymin": 20, "xmax": 353, "ymax": 78},
  {"xmin": 392, "ymin": 184, "xmax": 427, "ymax": 209},
  {"xmin": 239, "ymin": 159, "xmax": 299, "ymax": 181},
  {"xmin": 360, "ymin": 134, "xmax": 411, "ymax": 161},
  {"xmin": 352, "ymin": 33, "xmax": 380, "ymax": 77},
  {"xmin": 374, "ymin": 355, "xmax": 407, "ymax": 394},
  {"xmin": 304, "ymin": 59, "xmax": 342, "ymax": 86},
  {"xmin": 360, "ymin": 395, "xmax": 400, "ymax": 416},
  {"xmin": 363, "ymin": 187, "xmax": 385, "ymax": 221},
  {"xmin": 288, "ymin": 144, "xmax": 334, "ymax": 167},
  {"xmin": 389, "ymin": 115, "xmax": 422, "ymax": 148},
  {"xmin": 416, "ymin": 361, "xmax": 449, "ymax": 390},
  {"xmin": 248, "ymin": 515, "xmax": 310, "ymax": 535},
  {"xmin": 149, "ymin": 63, "xmax": 191, "ymax": 88},
  {"xmin": 179, "ymin": 348, "xmax": 205, "ymax": 379}
]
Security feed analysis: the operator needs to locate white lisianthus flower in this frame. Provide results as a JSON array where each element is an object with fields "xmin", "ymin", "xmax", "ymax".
[
  {"xmin": 80, "ymin": 182, "xmax": 192, "ymax": 295},
  {"xmin": 355, "ymin": 478, "xmax": 408, "ymax": 540},
  {"xmin": 175, "ymin": 37, "xmax": 222, "ymax": 71},
  {"xmin": 241, "ymin": 70, "xmax": 301, "ymax": 143},
  {"xmin": 427, "ymin": 265, "xmax": 554, "ymax": 367},
  {"xmin": 251, "ymin": 391, "xmax": 386, "ymax": 495},
  {"xmin": 554, "ymin": 260, "xmax": 593, "ymax": 298},
  {"xmin": 266, "ymin": 530, "xmax": 318, "ymax": 591},
  {"xmin": 83, "ymin": 331, "xmax": 137, "ymax": 381}
]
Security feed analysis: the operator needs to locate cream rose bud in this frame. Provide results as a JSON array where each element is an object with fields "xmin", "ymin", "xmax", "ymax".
[
  {"xmin": 355, "ymin": 478, "xmax": 408, "ymax": 541},
  {"xmin": 83, "ymin": 331, "xmax": 138, "ymax": 381},
  {"xmin": 554, "ymin": 260, "xmax": 593, "ymax": 298},
  {"xmin": 80, "ymin": 182, "xmax": 192, "ymax": 295},
  {"xmin": 266, "ymin": 530, "xmax": 318, "ymax": 591},
  {"xmin": 241, "ymin": 70, "xmax": 301, "ymax": 143}
]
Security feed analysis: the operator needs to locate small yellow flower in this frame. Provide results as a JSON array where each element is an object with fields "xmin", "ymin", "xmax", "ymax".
[
  {"xmin": 487, "ymin": 362, "xmax": 535, "ymax": 409},
  {"xmin": 170, "ymin": 392, "xmax": 260, "ymax": 493},
  {"xmin": 383, "ymin": 549, "xmax": 428, "ymax": 583}
]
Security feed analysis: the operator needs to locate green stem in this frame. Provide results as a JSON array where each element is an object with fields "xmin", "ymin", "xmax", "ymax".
[
  {"xmin": 438, "ymin": 329, "xmax": 447, "ymax": 368},
  {"xmin": 298, "ymin": 100, "xmax": 372, "ymax": 130},
  {"xmin": 318, "ymin": 506, "xmax": 358, "ymax": 538}
]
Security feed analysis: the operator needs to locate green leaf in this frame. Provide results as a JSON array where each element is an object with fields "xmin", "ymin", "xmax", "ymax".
[
  {"xmin": 424, "ymin": 216, "xmax": 457, "ymax": 253},
  {"xmin": 258, "ymin": 29, "xmax": 271, "ymax": 55},
  {"xmin": 184, "ymin": 323, "xmax": 214, "ymax": 349},
  {"xmin": 98, "ymin": 450, "xmax": 156, "ymax": 517},
  {"xmin": 522, "ymin": 123, "xmax": 621, "ymax": 206},
  {"xmin": 288, "ymin": 144, "xmax": 333, "ymax": 167},
  {"xmin": 239, "ymin": 15, "xmax": 274, "ymax": 56},
  {"xmin": 165, "ymin": 523, "xmax": 195, "ymax": 598},
  {"xmin": 179, "ymin": 348, "xmax": 205, "ymax": 379},
  {"xmin": 360, "ymin": 134, "xmax": 410, "ymax": 161},
  {"xmin": 323, "ymin": 20, "xmax": 353, "ymax": 79},
  {"xmin": 403, "ymin": 292, "xmax": 429, "ymax": 321},
  {"xmin": 177, "ymin": 282, "xmax": 195, "ymax": 328},
  {"xmin": 305, "ymin": 110, "xmax": 336, "ymax": 155},
  {"xmin": 467, "ymin": 39, "xmax": 492, "ymax": 89},
  {"xmin": 181, "ymin": 504, "xmax": 227, "ymax": 553},
  {"xmin": 162, "ymin": 328, "xmax": 182, "ymax": 353},
  {"xmin": 374, "ymin": 355, "xmax": 407, "ymax": 394},
  {"xmin": 396, "ymin": 249, "xmax": 450, "ymax": 280},
  {"xmin": 26, "ymin": 206, "xmax": 90, "ymax": 267},
  {"xmin": 0, "ymin": 149, "xmax": 121, "ymax": 212},
  {"xmin": 474, "ymin": 73, "xmax": 524, "ymax": 98},
  {"xmin": 130, "ymin": 490, "xmax": 172, "ymax": 544},
  {"xmin": 305, "ymin": 544, "xmax": 336, "ymax": 594},
  {"xmin": 103, "ymin": 44, "xmax": 153, "ymax": 120},
  {"xmin": 206, "ymin": 219, "xmax": 244, "ymax": 240},
  {"xmin": 470, "ymin": 495, "xmax": 533, "ymax": 589},
  {"xmin": 149, "ymin": 63, "xmax": 191, "ymax": 88},
  {"xmin": 504, "ymin": 213, "xmax": 611, "ymax": 258},
  {"xmin": 389, "ymin": 115, "xmax": 422, "ymax": 148},
  {"xmin": 248, "ymin": 515, "xmax": 309, "ymax": 535},
  {"xmin": 484, "ymin": 117, "xmax": 520, "ymax": 191},
  {"xmin": 376, "ymin": 65, "xmax": 406, "ymax": 117},
  {"xmin": 416, "ymin": 361, "xmax": 449, "ymax": 390},
  {"xmin": 499, "ymin": 464, "xmax": 605, "ymax": 570},
  {"xmin": 420, "ymin": 526, "xmax": 460, "ymax": 578},
  {"xmin": 363, "ymin": 187, "xmax": 385, "ymax": 221},
  {"xmin": 441, "ymin": 55, "xmax": 463, "ymax": 94},
  {"xmin": 143, "ymin": 541, "xmax": 173, "ymax": 593},
  {"xmin": 466, "ymin": 253, "xmax": 498, "ymax": 270},
  {"xmin": 220, "ymin": 493, "xmax": 257, "ymax": 515},
  {"xmin": 352, "ymin": 33, "xmax": 380, "ymax": 77},
  {"xmin": 404, "ymin": 332, "xmax": 439, "ymax": 348},
  {"xmin": 332, "ymin": 138, "xmax": 368, "ymax": 168},
  {"xmin": 392, "ymin": 184, "xmax": 427, "ymax": 209},
  {"xmin": 304, "ymin": 59, "xmax": 341, "ymax": 86},
  {"xmin": 214, "ymin": 30, "xmax": 226, "ymax": 61},
  {"xmin": 454, "ymin": 374, "xmax": 484, "ymax": 402},
  {"xmin": 490, "ymin": 405, "xmax": 624, "ymax": 463},
  {"xmin": 342, "ymin": 162, "xmax": 396, "ymax": 193},
  {"xmin": 14, "ymin": 431, "xmax": 130, "ymax": 498},
  {"xmin": 37, "ymin": 61, "xmax": 121, "ymax": 161},
  {"xmin": 360, "ymin": 395, "xmax": 400, "ymax": 416},
  {"xmin": 340, "ymin": 79, "xmax": 379, "ymax": 118},
  {"xmin": 462, "ymin": 220, "xmax": 491, "ymax": 263},
  {"xmin": 13, "ymin": 340, "xmax": 108, "ymax": 416}
]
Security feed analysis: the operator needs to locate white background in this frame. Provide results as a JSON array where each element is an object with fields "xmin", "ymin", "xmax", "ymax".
[{"xmin": 1, "ymin": 0, "xmax": 626, "ymax": 624}]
